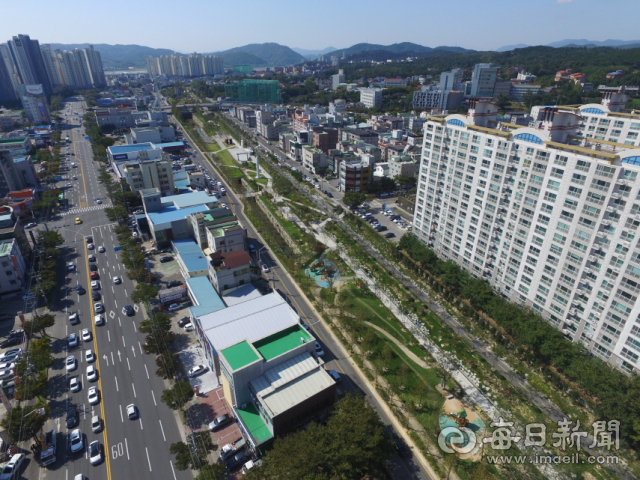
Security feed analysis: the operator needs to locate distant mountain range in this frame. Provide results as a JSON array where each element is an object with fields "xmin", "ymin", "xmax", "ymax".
[
  {"xmin": 497, "ymin": 39, "xmax": 640, "ymax": 52},
  {"xmin": 49, "ymin": 43, "xmax": 173, "ymax": 69},
  {"xmin": 326, "ymin": 42, "xmax": 472, "ymax": 59},
  {"xmin": 212, "ymin": 43, "xmax": 307, "ymax": 67},
  {"xmin": 291, "ymin": 46, "xmax": 337, "ymax": 59}
]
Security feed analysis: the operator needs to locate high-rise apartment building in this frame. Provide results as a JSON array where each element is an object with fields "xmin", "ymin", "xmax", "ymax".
[
  {"xmin": 572, "ymin": 88, "xmax": 640, "ymax": 148},
  {"xmin": 146, "ymin": 53, "xmax": 222, "ymax": 77},
  {"xmin": 17, "ymin": 84, "xmax": 50, "ymax": 123},
  {"xmin": 5, "ymin": 35, "xmax": 52, "ymax": 95},
  {"xmin": 414, "ymin": 100, "xmax": 640, "ymax": 374},
  {"xmin": 469, "ymin": 63, "xmax": 499, "ymax": 98}
]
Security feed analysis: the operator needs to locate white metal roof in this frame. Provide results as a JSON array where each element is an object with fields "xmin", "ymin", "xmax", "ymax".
[
  {"xmin": 250, "ymin": 353, "xmax": 334, "ymax": 417},
  {"xmin": 200, "ymin": 292, "xmax": 299, "ymax": 352}
]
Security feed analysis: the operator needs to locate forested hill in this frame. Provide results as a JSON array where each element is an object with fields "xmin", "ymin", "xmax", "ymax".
[{"xmin": 332, "ymin": 45, "xmax": 640, "ymax": 87}]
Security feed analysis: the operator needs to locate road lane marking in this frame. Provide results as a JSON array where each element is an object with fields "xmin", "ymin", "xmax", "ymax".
[
  {"xmin": 120, "ymin": 404, "xmax": 123, "ymax": 422},
  {"xmin": 115, "ymin": 377, "xmax": 119, "ymax": 391},
  {"xmin": 122, "ymin": 336, "xmax": 126, "ymax": 347},
  {"xmin": 170, "ymin": 461, "xmax": 177, "ymax": 480},
  {"xmin": 144, "ymin": 364, "xmax": 149, "ymax": 379},
  {"xmin": 498, "ymin": 364, "xmax": 507, "ymax": 372},
  {"xmin": 159, "ymin": 420, "xmax": 166, "ymax": 441},
  {"xmin": 146, "ymin": 447, "xmax": 152, "ymax": 471},
  {"xmin": 114, "ymin": 300, "xmax": 118, "ymax": 308},
  {"xmin": 151, "ymin": 390, "xmax": 157, "ymax": 406},
  {"xmin": 127, "ymin": 358, "xmax": 131, "ymax": 370},
  {"xmin": 133, "ymin": 322, "xmax": 137, "ymax": 332},
  {"xmin": 132, "ymin": 383, "xmax": 136, "ymax": 397},
  {"xmin": 138, "ymin": 341, "xmax": 143, "ymax": 354},
  {"xmin": 111, "ymin": 352, "xmax": 114, "ymax": 364},
  {"xmin": 125, "ymin": 438, "xmax": 130, "ymax": 460},
  {"xmin": 124, "ymin": 289, "xmax": 127, "ymax": 297},
  {"xmin": 107, "ymin": 331, "xmax": 110, "ymax": 342}
]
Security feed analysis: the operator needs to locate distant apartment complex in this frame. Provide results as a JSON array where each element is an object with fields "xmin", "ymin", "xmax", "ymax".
[
  {"xmin": 146, "ymin": 52, "xmax": 223, "ymax": 77},
  {"xmin": 414, "ymin": 94, "xmax": 640, "ymax": 374}
]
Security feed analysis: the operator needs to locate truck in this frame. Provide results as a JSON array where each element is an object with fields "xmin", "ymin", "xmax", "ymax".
[
  {"xmin": 218, "ymin": 438, "xmax": 246, "ymax": 462},
  {"xmin": 242, "ymin": 459, "xmax": 262, "ymax": 475},
  {"xmin": 40, "ymin": 430, "xmax": 57, "ymax": 467},
  {"xmin": 184, "ymin": 164, "xmax": 196, "ymax": 171}
]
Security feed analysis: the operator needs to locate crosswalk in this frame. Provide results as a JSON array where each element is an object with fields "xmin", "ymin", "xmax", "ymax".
[{"xmin": 62, "ymin": 204, "xmax": 111, "ymax": 216}]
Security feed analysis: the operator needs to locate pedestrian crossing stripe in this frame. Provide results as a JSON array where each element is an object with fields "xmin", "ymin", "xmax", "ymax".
[{"xmin": 62, "ymin": 204, "xmax": 112, "ymax": 216}]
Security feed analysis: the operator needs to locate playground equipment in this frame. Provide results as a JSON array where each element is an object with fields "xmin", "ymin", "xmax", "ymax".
[{"xmin": 445, "ymin": 409, "xmax": 468, "ymax": 428}]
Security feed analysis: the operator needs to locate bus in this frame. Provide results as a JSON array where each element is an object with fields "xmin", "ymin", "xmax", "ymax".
[
  {"xmin": 65, "ymin": 136, "xmax": 70, "ymax": 144},
  {"xmin": 58, "ymin": 194, "xmax": 67, "ymax": 208}
]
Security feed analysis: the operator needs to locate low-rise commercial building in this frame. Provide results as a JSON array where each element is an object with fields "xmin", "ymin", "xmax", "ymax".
[
  {"xmin": 209, "ymin": 249, "xmax": 253, "ymax": 294},
  {"xmin": 0, "ymin": 237, "xmax": 27, "ymax": 294},
  {"xmin": 121, "ymin": 155, "xmax": 174, "ymax": 195},
  {"xmin": 192, "ymin": 292, "xmax": 336, "ymax": 453},
  {"xmin": 339, "ymin": 159, "xmax": 372, "ymax": 192},
  {"xmin": 302, "ymin": 145, "xmax": 327, "ymax": 174},
  {"xmin": 172, "ymin": 239, "xmax": 210, "ymax": 278}
]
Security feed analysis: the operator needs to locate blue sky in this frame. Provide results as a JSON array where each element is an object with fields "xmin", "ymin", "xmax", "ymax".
[{"xmin": 4, "ymin": 0, "xmax": 640, "ymax": 52}]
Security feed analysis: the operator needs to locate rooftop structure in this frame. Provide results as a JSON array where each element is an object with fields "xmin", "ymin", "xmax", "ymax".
[{"xmin": 186, "ymin": 276, "xmax": 226, "ymax": 319}]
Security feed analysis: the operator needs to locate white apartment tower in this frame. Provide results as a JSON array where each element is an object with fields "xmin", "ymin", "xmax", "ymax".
[
  {"xmin": 360, "ymin": 88, "xmax": 382, "ymax": 108},
  {"xmin": 414, "ymin": 100, "xmax": 640, "ymax": 374},
  {"xmin": 573, "ymin": 88, "xmax": 640, "ymax": 147}
]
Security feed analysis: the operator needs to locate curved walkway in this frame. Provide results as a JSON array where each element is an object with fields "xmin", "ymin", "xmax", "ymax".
[{"xmin": 365, "ymin": 321, "xmax": 429, "ymax": 368}]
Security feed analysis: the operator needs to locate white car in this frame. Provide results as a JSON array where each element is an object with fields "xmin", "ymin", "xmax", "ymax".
[
  {"xmin": 91, "ymin": 281, "xmax": 99, "ymax": 290},
  {"xmin": 69, "ymin": 312, "xmax": 79, "ymax": 324},
  {"xmin": 94, "ymin": 302, "xmax": 104, "ymax": 313},
  {"xmin": 67, "ymin": 263, "xmax": 75, "ymax": 271},
  {"xmin": 315, "ymin": 342, "xmax": 325, "ymax": 357},
  {"xmin": 113, "ymin": 276, "xmax": 121, "ymax": 284},
  {"xmin": 188, "ymin": 365, "xmax": 207, "ymax": 377},
  {"xmin": 66, "ymin": 355, "xmax": 77, "ymax": 371},
  {"xmin": 261, "ymin": 263, "xmax": 270, "ymax": 273},
  {"xmin": 89, "ymin": 440, "xmax": 102, "ymax": 465},
  {"xmin": 96, "ymin": 199, "xmax": 102, "ymax": 204},
  {"xmin": 94, "ymin": 314, "xmax": 104, "ymax": 326},
  {"xmin": 183, "ymin": 323, "xmax": 194, "ymax": 332},
  {"xmin": 98, "ymin": 246, "xmax": 105, "ymax": 253},
  {"xmin": 82, "ymin": 329, "xmax": 92, "ymax": 342},
  {"xmin": 85, "ymin": 349, "xmax": 95, "ymax": 363},
  {"xmin": 69, "ymin": 377, "xmax": 80, "ymax": 392},
  {"xmin": 87, "ymin": 386, "xmax": 99, "ymax": 405},
  {"xmin": 0, "ymin": 363, "xmax": 15, "ymax": 372},
  {"xmin": 87, "ymin": 243, "xmax": 94, "ymax": 250},
  {"xmin": 70, "ymin": 428, "xmax": 83, "ymax": 453},
  {"xmin": 86, "ymin": 364, "xmax": 97, "ymax": 382},
  {"xmin": 126, "ymin": 404, "xmax": 137, "ymax": 419},
  {"xmin": 68, "ymin": 333, "xmax": 78, "ymax": 348},
  {"xmin": 88, "ymin": 254, "xmax": 96, "ymax": 262}
]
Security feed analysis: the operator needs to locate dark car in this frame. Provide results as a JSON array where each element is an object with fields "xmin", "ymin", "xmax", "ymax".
[
  {"xmin": 384, "ymin": 232, "xmax": 396, "ymax": 239},
  {"xmin": 177, "ymin": 317, "xmax": 190, "ymax": 327},
  {"xmin": 376, "ymin": 225, "xmax": 388, "ymax": 232},
  {"xmin": 92, "ymin": 291, "xmax": 101, "ymax": 301},
  {"xmin": 89, "ymin": 264, "xmax": 97, "ymax": 271},
  {"xmin": 208, "ymin": 414, "xmax": 233, "ymax": 431},
  {"xmin": 8, "ymin": 329, "xmax": 24, "ymax": 339},
  {"xmin": 85, "ymin": 236, "xmax": 93, "ymax": 243},
  {"xmin": 75, "ymin": 285, "xmax": 86, "ymax": 295},
  {"xmin": 123, "ymin": 305, "xmax": 134, "ymax": 316},
  {"xmin": 66, "ymin": 405, "xmax": 78, "ymax": 428},
  {"xmin": 0, "ymin": 337, "xmax": 22, "ymax": 348},
  {"xmin": 159, "ymin": 256, "xmax": 173, "ymax": 263},
  {"xmin": 167, "ymin": 280, "xmax": 182, "ymax": 288},
  {"xmin": 225, "ymin": 449, "xmax": 252, "ymax": 470},
  {"xmin": 327, "ymin": 192, "xmax": 333, "ymax": 198}
]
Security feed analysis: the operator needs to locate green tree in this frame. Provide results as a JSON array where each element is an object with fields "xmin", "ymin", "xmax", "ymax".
[
  {"xmin": 247, "ymin": 394, "xmax": 394, "ymax": 480},
  {"xmin": 495, "ymin": 93, "xmax": 512, "ymax": 110},
  {"xmin": 139, "ymin": 312, "xmax": 171, "ymax": 335},
  {"xmin": 23, "ymin": 313, "xmax": 55, "ymax": 336},
  {"xmin": 161, "ymin": 381, "xmax": 194, "ymax": 410},
  {"xmin": 195, "ymin": 463, "xmax": 225, "ymax": 480},
  {"xmin": 37, "ymin": 230, "xmax": 64, "ymax": 248},
  {"xmin": 104, "ymin": 205, "xmax": 129, "ymax": 224},
  {"xmin": 143, "ymin": 330, "xmax": 176, "ymax": 355},
  {"xmin": 169, "ymin": 441, "xmax": 193, "ymax": 470},
  {"xmin": 155, "ymin": 351, "xmax": 180, "ymax": 379},
  {"xmin": 130, "ymin": 283, "xmax": 159, "ymax": 305},
  {"xmin": 342, "ymin": 191, "xmax": 367, "ymax": 209},
  {"xmin": 1, "ymin": 404, "xmax": 49, "ymax": 442}
]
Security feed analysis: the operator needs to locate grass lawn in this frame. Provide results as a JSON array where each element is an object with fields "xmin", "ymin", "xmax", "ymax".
[
  {"xmin": 246, "ymin": 171, "xmax": 268, "ymax": 185},
  {"xmin": 205, "ymin": 142, "xmax": 221, "ymax": 153},
  {"xmin": 216, "ymin": 149, "xmax": 238, "ymax": 167}
]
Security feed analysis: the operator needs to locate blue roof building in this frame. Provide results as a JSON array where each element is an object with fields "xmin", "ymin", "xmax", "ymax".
[
  {"xmin": 172, "ymin": 239, "xmax": 210, "ymax": 278},
  {"xmin": 186, "ymin": 276, "xmax": 226, "ymax": 319}
]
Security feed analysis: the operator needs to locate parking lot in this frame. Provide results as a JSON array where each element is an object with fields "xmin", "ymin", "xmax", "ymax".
[
  {"xmin": 350, "ymin": 203, "xmax": 411, "ymax": 242},
  {"xmin": 178, "ymin": 344, "xmax": 218, "ymax": 394}
]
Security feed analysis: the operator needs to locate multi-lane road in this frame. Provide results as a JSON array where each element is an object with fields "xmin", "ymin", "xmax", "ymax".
[{"xmin": 30, "ymin": 98, "xmax": 190, "ymax": 480}]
